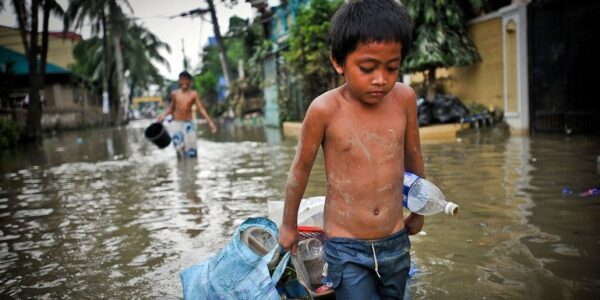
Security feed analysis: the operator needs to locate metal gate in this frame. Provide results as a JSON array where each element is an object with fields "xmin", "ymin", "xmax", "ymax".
[{"xmin": 528, "ymin": 0, "xmax": 600, "ymax": 133}]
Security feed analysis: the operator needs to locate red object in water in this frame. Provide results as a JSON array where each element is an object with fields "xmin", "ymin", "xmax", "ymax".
[
  {"xmin": 297, "ymin": 225, "xmax": 323, "ymax": 232},
  {"xmin": 297, "ymin": 225, "xmax": 324, "ymax": 241},
  {"xmin": 315, "ymin": 284, "xmax": 334, "ymax": 295}
]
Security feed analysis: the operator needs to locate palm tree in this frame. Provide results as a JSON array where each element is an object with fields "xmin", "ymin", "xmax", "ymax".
[
  {"xmin": 107, "ymin": 1, "xmax": 130, "ymax": 123},
  {"xmin": 64, "ymin": 0, "xmax": 111, "ymax": 120},
  {"xmin": 70, "ymin": 37, "xmax": 104, "ymax": 85},
  {"xmin": 121, "ymin": 20, "xmax": 171, "ymax": 97},
  {"xmin": 12, "ymin": 0, "xmax": 64, "ymax": 141},
  {"xmin": 70, "ymin": 20, "xmax": 170, "ymax": 101},
  {"xmin": 64, "ymin": 0, "xmax": 132, "ymax": 124}
]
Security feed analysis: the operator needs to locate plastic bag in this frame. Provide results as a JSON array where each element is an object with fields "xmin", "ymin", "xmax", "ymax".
[
  {"xmin": 180, "ymin": 217, "xmax": 291, "ymax": 300},
  {"xmin": 431, "ymin": 94, "xmax": 469, "ymax": 124},
  {"xmin": 417, "ymin": 97, "xmax": 433, "ymax": 126}
]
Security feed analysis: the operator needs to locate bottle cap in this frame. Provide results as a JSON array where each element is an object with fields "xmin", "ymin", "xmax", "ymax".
[{"xmin": 445, "ymin": 202, "xmax": 459, "ymax": 216}]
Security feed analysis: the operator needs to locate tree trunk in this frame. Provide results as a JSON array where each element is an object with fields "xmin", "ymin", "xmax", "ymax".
[
  {"xmin": 112, "ymin": 34, "xmax": 126, "ymax": 124},
  {"xmin": 101, "ymin": 10, "xmax": 111, "ymax": 124},
  {"xmin": 22, "ymin": 0, "xmax": 43, "ymax": 141},
  {"xmin": 24, "ymin": 0, "xmax": 52, "ymax": 141},
  {"xmin": 24, "ymin": 74, "xmax": 44, "ymax": 141},
  {"xmin": 207, "ymin": 0, "xmax": 232, "ymax": 87},
  {"xmin": 109, "ymin": 2, "xmax": 127, "ymax": 125},
  {"xmin": 426, "ymin": 67, "xmax": 437, "ymax": 102}
]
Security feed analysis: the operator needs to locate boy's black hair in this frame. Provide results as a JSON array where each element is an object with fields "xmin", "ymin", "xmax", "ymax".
[
  {"xmin": 329, "ymin": 0, "xmax": 413, "ymax": 64},
  {"xmin": 179, "ymin": 71, "xmax": 192, "ymax": 80}
]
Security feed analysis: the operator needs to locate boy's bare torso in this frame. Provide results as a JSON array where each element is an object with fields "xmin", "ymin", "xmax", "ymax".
[
  {"xmin": 322, "ymin": 84, "xmax": 410, "ymax": 239},
  {"xmin": 171, "ymin": 89, "xmax": 198, "ymax": 121}
]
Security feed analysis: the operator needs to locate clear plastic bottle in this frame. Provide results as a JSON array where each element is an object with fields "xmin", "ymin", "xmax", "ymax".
[{"xmin": 403, "ymin": 172, "xmax": 459, "ymax": 216}]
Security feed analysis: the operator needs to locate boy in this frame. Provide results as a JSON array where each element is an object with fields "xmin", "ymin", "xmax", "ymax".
[
  {"xmin": 277, "ymin": 0, "xmax": 424, "ymax": 298},
  {"xmin": 157, "ymin": 71, "xmax": 218, "ymax": 158}
]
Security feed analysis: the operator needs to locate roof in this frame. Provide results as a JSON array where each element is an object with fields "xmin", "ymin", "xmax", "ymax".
[
  {"xmin": 0, "ymin": 46, "xmax": 70, "ymax": 75},
  {"xmin": 48, "ymin": 31, "xmax": 83, "ymax": 42}
]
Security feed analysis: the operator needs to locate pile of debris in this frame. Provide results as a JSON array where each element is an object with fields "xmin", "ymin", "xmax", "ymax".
[{"xmin": 417, "ymin": 94, "xmax": 503, "ymax": 128}]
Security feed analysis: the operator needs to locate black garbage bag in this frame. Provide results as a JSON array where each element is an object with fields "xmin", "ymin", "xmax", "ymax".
[
  {"xmin": 417, "ymin": 96, "xmax": 433, "ymax": 126},
  {"xmin": 431, "ymin": 94, "xmax": 469, "ymax": 124}
]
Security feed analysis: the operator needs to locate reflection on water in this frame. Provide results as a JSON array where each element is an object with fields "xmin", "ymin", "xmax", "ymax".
[{"xmin": 0, "ymin": 120, "xmax": 599, "ymax": 299}]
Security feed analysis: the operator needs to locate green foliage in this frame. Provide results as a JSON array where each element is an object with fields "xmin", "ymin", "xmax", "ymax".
[
  {"xmin": 122, "ymin": 20, "xmax": 171, "ymax": 96},
  {"xmin": 0, "ymin": 118, "xmax": 23, "ymax": 149},
  {"xmin": 194, "ymin": 71, "xmax": 218, "ymax": 104},
  {"xmin": 283, "ymin": 0, "xmax": 342, "ymax": 100},
  {"xmin": 196, "ymin": 15, "xmax": 266, "ymax": 114},
  {"xmin": 69, "ymin": 19, "xmax": 170, "ymax": 96},
  {"xmin": 247, "ymin": 40, "xmax": 272, "ymax": 89},
  {"xmin": 71, "ymin": 37, "xmax": 103, "ymax": 83},
  {"xmin": 402, "ymin": 0, "xmax": 483, "ymax": 74}
]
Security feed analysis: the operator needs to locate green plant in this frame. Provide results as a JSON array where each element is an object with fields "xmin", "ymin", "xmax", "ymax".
[
  {"xmin": 0, "ymin": 118, "xmax": 23, "ymax": 149},
  {"xmin": 403, "ymin": 0, "xmax": 484, "ymax": 101},
  {"xmin": 283, "ymin": 0, "xmax": 343, "ymax": 102}
]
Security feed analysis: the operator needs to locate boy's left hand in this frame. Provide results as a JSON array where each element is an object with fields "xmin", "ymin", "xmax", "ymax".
[{"xmin": 404, "ymin": 213, "xmax": 424, "ymax": 235}]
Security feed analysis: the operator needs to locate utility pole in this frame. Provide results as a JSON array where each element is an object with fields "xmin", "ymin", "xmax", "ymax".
[
  {"xmin": 206, "ymin": 0, "xmax": 232, "ymax": 86},
  {"xmin": 173, "ymin": 2, "xmax": 233, "ymax": 87},
  {"xmin": 181, "ymin": 38, "xmax": 190, "ymax": 70}
]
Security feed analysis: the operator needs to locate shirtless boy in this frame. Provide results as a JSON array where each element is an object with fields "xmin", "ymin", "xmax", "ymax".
[
  {"xmin": 278, "ymin": 1, "xmax": 424, "ymax": 298},
  {"xmin": 157, "ymin": 71, "xmax": 218, "ymax": 158}
]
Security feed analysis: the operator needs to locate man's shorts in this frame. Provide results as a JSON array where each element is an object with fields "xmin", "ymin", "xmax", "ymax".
[
  {"xmin": 170, "ymin": 120, "xmax": 197, "ymax": 158},
  {"xmin": 323, "ymin": 228, "xmax": 411, "ymax": 300}
]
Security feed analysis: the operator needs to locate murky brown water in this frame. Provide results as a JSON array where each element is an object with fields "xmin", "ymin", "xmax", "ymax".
[{"xmin": 1, "ymin": 120, "xmax": 599, "ymax": 299}]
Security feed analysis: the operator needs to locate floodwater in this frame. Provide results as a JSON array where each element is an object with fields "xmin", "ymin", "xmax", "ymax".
[{"xmin": 0, "ymin": 120, "xmax": 599, "ymax": 299}]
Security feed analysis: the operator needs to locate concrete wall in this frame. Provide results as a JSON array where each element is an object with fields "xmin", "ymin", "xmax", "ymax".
[
  {"xmin": 41, "ymin": 107, "xmax": 106, "ymax": 130},
  {"xmin": 446, "ymin": 17, "xmax": 505, "ymax": 109},
  {"xmin": 4, "ymin": 82, "xmax": 106, "ymax": 131},
  {"xmin": 6, "ymin": 105, "xmax": 107, "ymax": 131},
  {"xmin": 46, "ymin": 84, "xmax": 74, "ymax": 108}
]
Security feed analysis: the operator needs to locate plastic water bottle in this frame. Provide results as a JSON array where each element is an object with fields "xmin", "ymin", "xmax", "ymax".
[{"xmin": 403, "ymin": 172, "xmax": 459, "ymax": 216}]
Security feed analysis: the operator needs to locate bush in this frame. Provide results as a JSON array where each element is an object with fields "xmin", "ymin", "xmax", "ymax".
[{"xmin": 0, "ymin": 118, "xmax": 23, "ymax": 149}]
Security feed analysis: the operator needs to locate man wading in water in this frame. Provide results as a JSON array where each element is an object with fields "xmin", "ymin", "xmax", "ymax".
[{"xmin": 157, "ymin": 71, "xmax": 218, "ymax": 158}]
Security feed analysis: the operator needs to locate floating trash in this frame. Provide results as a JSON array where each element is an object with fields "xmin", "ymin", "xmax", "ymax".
[
  {"xmin": 562, "ymin": 187, "xmax": 573, "ymax": 196},
  {"xmin": 562, "ymin": 187, "xmax": 599, "ymax": 197},
  {"xmin": 578, "ymin": 188, "xmax": 600, "ymax": 197}
]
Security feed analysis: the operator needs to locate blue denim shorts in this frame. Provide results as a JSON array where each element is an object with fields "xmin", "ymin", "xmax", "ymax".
[{"xmin": 323, "ymin": 228, "xmax": 411, "ymax": 300}]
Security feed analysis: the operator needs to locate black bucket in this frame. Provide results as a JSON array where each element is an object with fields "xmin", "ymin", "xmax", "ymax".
[{"xmin": 144, "ymin": 122, "xmax": 171, "ymax": 149}]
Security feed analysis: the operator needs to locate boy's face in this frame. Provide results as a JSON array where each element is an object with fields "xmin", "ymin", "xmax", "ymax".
[
  {"xmin": 331, "ymin": 41, "xmax": 402, "ymax": 105},
  {"xmin": 179, "ymin": 77, "xmax": 191, "ymax": 90}
]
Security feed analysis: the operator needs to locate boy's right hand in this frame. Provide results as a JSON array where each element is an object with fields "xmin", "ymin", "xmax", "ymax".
[
  {"xmin": 156, "ymin": 114, "xmax": 165, "ymax": 122},
  {"xmin": 278, "ymin": 223, "xmax": 299, "ymax": 255}
]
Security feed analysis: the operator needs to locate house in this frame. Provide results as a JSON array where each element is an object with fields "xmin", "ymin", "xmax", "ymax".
[
  {"xmin": 249, "ymin": 0, "xmax": 310, "ymax": 127},
  {"xmin": 0, "ymin": 25, "xmax": 106, "ymax": 130},
  {"xmin": 252, "ymin": 0, "xmax": 600, "ymax": 134},
  {"xmin": 410, "ymin": 0, "xmax": 600, "ymax": 134}
]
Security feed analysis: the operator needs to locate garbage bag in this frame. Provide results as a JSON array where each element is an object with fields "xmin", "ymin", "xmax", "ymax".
[
  {"xmin": 431, "ymin": 94, "xmax": 469, "ymax": 124},
  {"xmin": 180, "ymin": 217, "xmax": 291, "ymax": 300},
  {"xmin": 417, "ymin": 97, "xmax": 433, "ymax": 126}
]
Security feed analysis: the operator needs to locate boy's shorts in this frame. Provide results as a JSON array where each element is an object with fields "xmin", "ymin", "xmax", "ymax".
[
  {"xmin": 170, "ymin": 120, "xmax": 197, "ymax": 158},
  {"xmin": 323, "ymin": 228, "xmax": 411, "ymax": 300}
]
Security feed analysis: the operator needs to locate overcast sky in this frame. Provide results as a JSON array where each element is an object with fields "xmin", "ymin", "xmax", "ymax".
[{"xmin": 0, "ymin": 0, "xmax": 280, "ymax": 80}]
